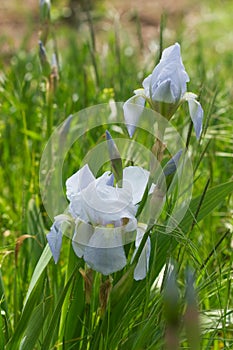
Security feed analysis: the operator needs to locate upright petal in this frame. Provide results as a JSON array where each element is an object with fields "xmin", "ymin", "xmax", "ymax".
[
  {"xmin": 142, "ymin": 74, "xmax": 152, "ymax": 98},
  {"xmin": 83, "ymin": 226, "xmax": 127, "ymax": 275},
  {"xmin": 123, "ymin": 94, "xmax": 146, "ymax": 138},
  {"xmin": 66, "ymin": 164, "xmax": 95, "ymax": 201},
  {"xmin": 151, "ymin": 79, "xmax": 176, "ymax": 104},
  {"xmin": 150, "ymin": 43, "xmax": 189, "ymax": 103},
  {"xmin": 123, "ymin": 166, "xmax": 150, "ymax": 205},
  {"xmin": 184, "ymin": 92, "xmax": 203, "ymax": 139},
  {"xmin": 80, "ymin": 180, "xmax": 136, "ymax": 225}
]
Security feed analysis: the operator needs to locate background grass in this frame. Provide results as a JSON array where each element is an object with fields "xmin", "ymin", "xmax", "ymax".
[{"xmin": 0, "ymin": 0, "xmax": 233, "ymax": 349}]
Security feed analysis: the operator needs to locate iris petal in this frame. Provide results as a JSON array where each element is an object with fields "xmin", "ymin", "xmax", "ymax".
[
  {"xmin": 83, "ymin": 226, "xmax": 127, "ymax": 275},
  {"xmin": 66, "ymin": 164, "xmax": 95, "ymax": 201},
  {"xmin": 150, "ymin": 43, "xmax": 189, "ymax": 103},
  {"xmin": 187, "ymin": 97, "xmax": 203, "ymax": 139},
  {"xmin": 72, "ymin": 220, "xmax": 93, "ymax": 257},
  {"xmin": 123, "ymin": 95, "xmax": 146, "ymax": 137},
  {"xmin": 184, "ymin": 92, "xmax": 203, "ymax": 139},
  {"xmin": 47, "ymin": 214, "xmax": 73, "ymax": 263},
  {"xmin": 151, "ymin": 79, "xmax": 176, "ymax": 103},
  {"xmin": 133, "ymin": 224, "xmax": 151, "ymax": 280},
  {"xmin": 123, "ymin": 166, "xmax": 151, "ymax": 205}
]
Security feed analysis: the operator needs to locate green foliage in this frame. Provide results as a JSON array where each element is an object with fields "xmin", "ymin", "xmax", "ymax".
[{"xmin": 0, "ymin": 1, "xmax": 233, "ymax": 349}]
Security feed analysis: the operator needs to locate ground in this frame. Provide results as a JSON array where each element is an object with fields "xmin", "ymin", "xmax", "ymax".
[{"xmin": 0, "ymin": 0, "xmax": 199, "ymax": 58}]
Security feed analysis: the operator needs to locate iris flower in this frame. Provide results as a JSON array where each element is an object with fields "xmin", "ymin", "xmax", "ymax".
[
  {"xmin": 47, "ymin": 164, "xmax": 154, "ymax": 280},
  {"xmin": 123, "ymin": 43, "xmax": 203, "ymax": 139}
]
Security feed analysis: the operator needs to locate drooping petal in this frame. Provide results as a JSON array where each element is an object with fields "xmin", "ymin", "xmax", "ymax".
[
  {"xmin": 47, "ymin": 214, "xmax": 73, "ymax": 263},
  {"xmin": 72, "ymin": 220, "xmax": 93, "ymax": 258},
  {"xmin": 133, "ymin": 224, "xmax": 151, "ymax": 280},
  {"xmin": 66, "ymin": 164, "xmax": 95, "ymax": 201},
  {"xmin": 184, "ymin": 92, "xmax": 203, "ymax": 139},
  {"xmin": 123, "ymin": 94, "xmax": 146, "ymax": 138},
  {"xmin": 83, "ymin": 226, "xmax": 127, "ymax": 275},
  {"xmin": 187, "ymin": 98, "xmax": 203, "ymax": 140},
  {"xmin": 47, "ymin": 223, "xmax": 62, "ymax": 264}
]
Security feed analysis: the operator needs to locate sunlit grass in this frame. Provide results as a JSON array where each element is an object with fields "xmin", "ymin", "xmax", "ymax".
[{"xmin": 0, "ymin": 1, "xmax": 233, "ymax": 349}]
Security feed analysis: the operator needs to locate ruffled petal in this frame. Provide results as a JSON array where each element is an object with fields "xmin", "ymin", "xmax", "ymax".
[
  {"xmin": 123, "ymin": 166, "xmax": 150, "ymax": 205},
  {"xmin": 66, "ymin": 164, "xmax": 95, "ymax": 201},
  {"xmin": 83, "ymin": 226, "xmax": 127, "ymax": 275},
  {"xmin": 123, "ymin": 94, "xmax": 146, "ymax": 138},
  {"xmin": 80, "ymin": 180, "xmax": 136, "ymax": 225}
]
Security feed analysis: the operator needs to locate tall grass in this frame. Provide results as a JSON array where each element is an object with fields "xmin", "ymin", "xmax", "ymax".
[{"xmin": 0, "ymin": 1, "xmax": 233, "ymax": 349}]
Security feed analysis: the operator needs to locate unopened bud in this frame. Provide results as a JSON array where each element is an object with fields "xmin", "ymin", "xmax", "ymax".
[
  {"xmin": 163, "ymin": 150, "xmax": 183, "ymax": 177},
  {"xmin": 105, "ymin": 130, "xmax": 123, "ymax": 186},
  {"xmin": 163, "ymin": 261, "xmax": 180, "ymax": 350},
  {"xmin": 38, "ymin": 41, "xmax": 51, "ymax": 77},
  {"xmin": 49, "ymin": 53, "xmax": 59, "ymax": 93},
  {"xmin": 40, "ymin": 0, "xmax": 51, "ymax": 21},
  {"xmin": 184, "ymin": 268, "xmax": 200, "ymax": 350}
]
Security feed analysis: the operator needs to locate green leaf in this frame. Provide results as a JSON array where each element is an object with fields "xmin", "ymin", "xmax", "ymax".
[
  {"xmin": 180, "ymin": 180, "xmax": 233, "ymax": 232},
  {"xmin": 151, "ymin": 180, "xmax": 233, "ymax": 279},
  {"xmin": 0, "ymin": 269, "xmax": 9, "ymax": 322},
  {"xmin": 19, "ymin": 298, "xmax": 51, "ymax": 350},
  {"xmin": 0, "ymin": 310, "xmax": 5, "ymax": 350},
  {"xmin": 24, "ymin": 244, "xmax": 52, "ymax": 307},
  {"xmin": 41, "ymin": 264, "xmax": 80, "ymax": 349},
  {"xmin": 6, "ymin": 245, "xmax": 52, "ymax": 348},
  {"xmin": 6, "ymin": 276, "xmax": 44, "ymax": 350}
]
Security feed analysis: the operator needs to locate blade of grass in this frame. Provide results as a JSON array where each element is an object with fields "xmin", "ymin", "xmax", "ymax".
[
  {"xmin": 24, "ymin": 243, "xmax": 51, "ymax": 307},
  {"xmin": 19, "ymin": 297, "xmax": 51, "ymax": 350},
  {"xmin": 41, "ymin": 263, "xmax": 80, "ymax": 349}
]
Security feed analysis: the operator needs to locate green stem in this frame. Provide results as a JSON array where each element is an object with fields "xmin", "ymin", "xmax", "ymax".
[
  {"xmin": 58, "ymin": 243, "xmax": 77, "ymax": 343},
  {"xmin": 46, "ymin": 96, "xmax": 53, "ymax": 167}
]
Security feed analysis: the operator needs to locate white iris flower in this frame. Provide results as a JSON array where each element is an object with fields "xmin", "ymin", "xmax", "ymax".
[
  {"xmin": 123, "ymin": 43, "xmax": 203, "ymax": 139},
  {"xmin": 47, "ymin": 164, "xmax": 155, "ymax": 280}
]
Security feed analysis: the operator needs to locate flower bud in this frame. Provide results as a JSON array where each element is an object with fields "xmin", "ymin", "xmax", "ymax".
[
  {"xmin": 163, "ymin": 261, "xmax": 180, "ymax": 350},
  {"xmin": 184, "ymin": 268, "xmax": 200, "ymax": 350},
  {"xmin": 40, "ymin": 0, "xmax": 51, "ymax": 22},
  {"xmin": 38, "ymin": 41, "xmax": 51, "ymax": 77},
  {"xmin": 105, "ymin": 130, "xmax": 123, "ymax": 186}
]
